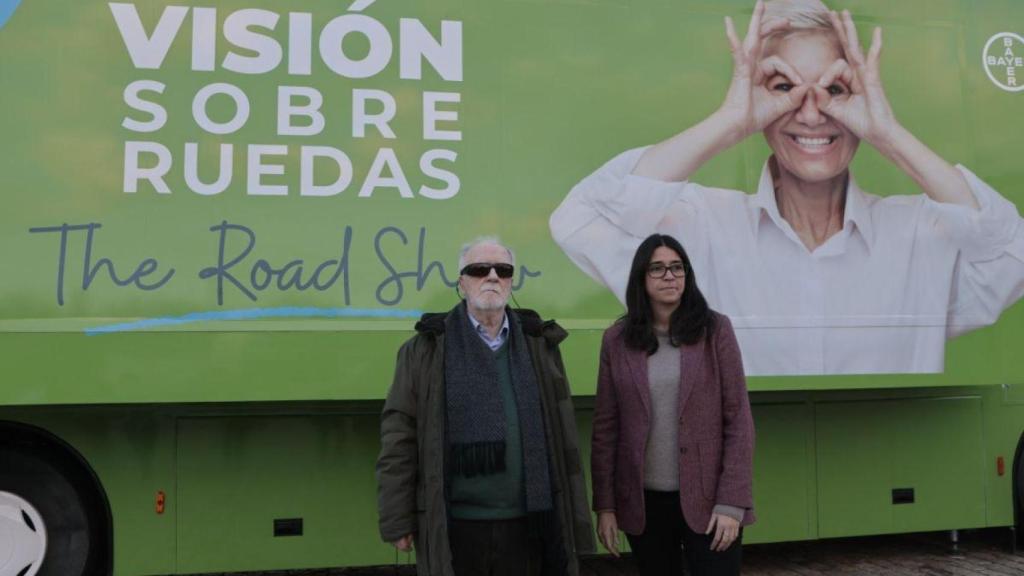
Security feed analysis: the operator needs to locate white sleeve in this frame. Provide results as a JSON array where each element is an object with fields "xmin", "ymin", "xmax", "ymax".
[
  {"xmin": 939, "ymin": 166, "xmax": 1024, "ymax": 336},
  {"xmin": 549, "ymin": 146, "xmax": 703, "ymax": 304}
]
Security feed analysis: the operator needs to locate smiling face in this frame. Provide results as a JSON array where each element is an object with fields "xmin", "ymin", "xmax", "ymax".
[
  {"xmin": 763, "ymin": 32, "xmax": 860, "ymax": 184},
  {"xmin": 459, "ymin": 243, "xmax": 514, "ymax": 313},
  {"xmin": 644, "ymin": 246, "xmax": 686, "ymax": 309}
]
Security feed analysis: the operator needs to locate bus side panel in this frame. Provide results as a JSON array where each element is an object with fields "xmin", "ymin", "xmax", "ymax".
[{"xmin": 0, "ymin": 407, "xmax": 178, "ymax": 576}]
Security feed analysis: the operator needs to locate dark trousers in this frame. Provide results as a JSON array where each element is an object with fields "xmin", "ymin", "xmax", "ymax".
[
  {"xmin": 625, "ymin": 490, "xmax": 743, "ymax": 576},
  {"xmin": 449, "ymin": 516, "xmax": 542, "ymax": 576}
]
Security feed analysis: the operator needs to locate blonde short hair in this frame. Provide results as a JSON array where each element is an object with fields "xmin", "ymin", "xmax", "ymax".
[
  {"xmin": 763, "ymin": 0, "xmax": 840, "ymax": 51},
  {"xmin": 764, "ymin": 0, "xmax": 834, "ymax": 30}
]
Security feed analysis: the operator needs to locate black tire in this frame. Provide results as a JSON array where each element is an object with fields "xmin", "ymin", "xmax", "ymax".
[{"xmin": 0, "ymin": 445, "xmax": 104, "ymax": 576}]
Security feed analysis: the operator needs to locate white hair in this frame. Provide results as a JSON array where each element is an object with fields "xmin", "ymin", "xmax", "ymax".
[
  {"xmin": 762, "ymin": 0, "xmax": 840, "ymax": 54},
  {"xmin": 764, "ymin": 0, "xmax": 835, "ymax": 30},
  {"xmin": 457, "ymin": 236, "xmax": 516, "ymax": 271}
]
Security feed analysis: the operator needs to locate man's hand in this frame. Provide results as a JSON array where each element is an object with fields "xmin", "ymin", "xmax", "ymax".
[{"xmin": 393, "ymin": 534, "xmax": 414, "ymax": 552}]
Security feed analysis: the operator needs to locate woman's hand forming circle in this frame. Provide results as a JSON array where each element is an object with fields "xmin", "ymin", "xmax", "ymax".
[
  {"xmin": 813, "ymin": 10, "xmax": 898, "ymax": 150},
  {"xmin": 596, "ymin": 511, "xmax": 621, "ymax": 557},
  {"xmin": 719, "ymin": 0, "xmax": 810, "ymax": 140}
]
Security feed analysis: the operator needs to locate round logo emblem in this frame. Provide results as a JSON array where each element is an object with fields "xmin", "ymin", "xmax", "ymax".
[{"xmin": 983, "ymin": 32, "xmax": 1024, "ymax": 92}]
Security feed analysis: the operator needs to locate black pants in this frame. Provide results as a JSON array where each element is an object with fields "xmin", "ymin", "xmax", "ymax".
[
  {"xmin": 625, "ymin": 490, "xmax": 743, "ymax": 576},
  {"xmin": 449, "ymin": 516, "xmax": 542, "ymax": 576}
]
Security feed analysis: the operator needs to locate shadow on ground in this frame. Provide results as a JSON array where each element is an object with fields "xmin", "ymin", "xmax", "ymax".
[{"xmin": 173, "ymin": 528, "xmax": 1024, "ymax": 576}]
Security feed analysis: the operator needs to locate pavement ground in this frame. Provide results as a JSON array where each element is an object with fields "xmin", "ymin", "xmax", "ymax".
[{"xmin": 178, "ymin": 528, "xmax": 1024, "ymax": 576}]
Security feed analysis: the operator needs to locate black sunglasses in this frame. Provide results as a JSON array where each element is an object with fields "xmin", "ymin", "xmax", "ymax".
[{"xmin": 460, "ymin": 262, "xmax": 515, "ymax": 278}]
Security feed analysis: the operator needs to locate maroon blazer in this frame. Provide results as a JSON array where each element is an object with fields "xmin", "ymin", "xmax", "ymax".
[{"xmin": 590, "ymin": 312, "xmax": 755, "ymax": 535}]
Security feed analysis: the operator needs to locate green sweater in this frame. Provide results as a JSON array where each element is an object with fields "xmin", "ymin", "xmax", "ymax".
[{"xmin": 448, "ymin": 342, "xmax": 527, "ymax": 519}]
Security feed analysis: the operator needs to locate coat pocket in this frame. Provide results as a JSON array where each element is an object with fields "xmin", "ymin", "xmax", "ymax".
[
  {"xmin": 698, "ymin": 441, "xmax": 722, "ymax": 502},
  {"xmin": 613, "ymin": 441, "xmax": 638, "ymax": 508}
]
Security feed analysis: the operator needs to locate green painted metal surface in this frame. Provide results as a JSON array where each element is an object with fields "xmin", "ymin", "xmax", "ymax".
[
  {"xmin": 5, "ymin": 389, "xmax": 1024, "ymax": 574},
  {"xmin": 176, "ymin": 414, "xmax": 394, "ymax": 572},
  {"xmin": 1, "ymin": 398, "xmax": 1002, "ymax": 572},
  {"xmin": 744, "ymin": 402, "xmax": 817, "ymax": 544},
  {"xmin": 0, "ymin": 0, "xmax": 1022, "ymax": 574},
  {"xmin": 1, "ymin": 407, "xmax": 179, "ymax": 575},
  {"xmin": 816, "ymin": 397, "xmax": 987, "ymax": 538},
  {"xmin": 0, "ymin": 0, "xmax": 1022, "ymax": 401}
]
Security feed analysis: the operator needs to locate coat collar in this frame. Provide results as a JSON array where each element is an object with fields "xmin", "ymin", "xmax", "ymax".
[
  {"xmin": 415, "ymin": 304, "xmax": 566, "ymax": 344},
  {"xmin": 622, "ymin": 334, "xmax": 707, "ymax": 418},
  {"xmin": 623, "ymin": 345, "xmax": 651, "ymax": 417}
]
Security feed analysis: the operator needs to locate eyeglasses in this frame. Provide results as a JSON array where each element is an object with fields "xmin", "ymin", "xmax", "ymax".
[
  {"xmin": 460, "ymin": 262, "xmax": 515, "ymax": 279},
  {"xmin": 647, "ymin": 263, "xmax": 686, "ymax": 278}
]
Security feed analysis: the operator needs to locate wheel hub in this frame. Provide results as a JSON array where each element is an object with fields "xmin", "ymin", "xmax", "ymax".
[{"xmin": 0, "ymin": 490, "xmax": 46, "ymax": 576}]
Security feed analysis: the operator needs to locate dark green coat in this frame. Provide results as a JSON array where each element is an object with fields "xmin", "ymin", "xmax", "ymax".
[{"xmin": 376, "ymin": 307, "xmax": 596, "ymax": 575}]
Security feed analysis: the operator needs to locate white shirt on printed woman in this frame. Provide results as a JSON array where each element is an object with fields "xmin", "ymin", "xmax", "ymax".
[{"xmin": 550, "ymin": 146, "xmax": 1024, "ymax": 376}]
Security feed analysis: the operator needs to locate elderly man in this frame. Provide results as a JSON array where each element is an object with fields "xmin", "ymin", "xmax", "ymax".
[{"xmin": 376, "ymin": 237, "xmax": 595, "ymax": 576}]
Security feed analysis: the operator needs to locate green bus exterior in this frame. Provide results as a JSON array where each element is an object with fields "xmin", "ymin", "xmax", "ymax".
[{"xmin": 1, "ymin": 0, "xmax": 1022, "ymax": 574}]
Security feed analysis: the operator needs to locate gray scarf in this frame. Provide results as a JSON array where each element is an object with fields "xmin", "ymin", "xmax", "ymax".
[{"xmin": 444, "ymin": 301, "xmax": 553, "ymax": 513}]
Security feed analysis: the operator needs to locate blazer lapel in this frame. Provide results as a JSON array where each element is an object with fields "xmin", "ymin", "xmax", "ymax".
[
  {"xmin": 623, "ymin": 345, "xmax": 651, "ymax": 418},
  {"xmin": 678, "ymin": 337, "xmax": 705, "ymax": 415}
]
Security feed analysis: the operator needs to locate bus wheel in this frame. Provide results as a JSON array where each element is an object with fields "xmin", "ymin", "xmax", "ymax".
[
  {"xmin": 0, "ymin": 490, "xmax": 47, "ymax": 576},
  {"xmin": 0, "ymin": 447, "xmax": 101, "ymax": 576},
  {"xmin": 1016, "ymin": 431, "xmax": 1024, "ymax": 550}
]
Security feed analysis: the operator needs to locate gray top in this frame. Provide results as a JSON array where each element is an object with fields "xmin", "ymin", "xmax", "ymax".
[
  {"xmin": 644, "ymin": 333, "xmax": 681, "ymax": 491},
  {"xmin": 643, "ymin": 331, "xmax": 745, "ymax": 523}
]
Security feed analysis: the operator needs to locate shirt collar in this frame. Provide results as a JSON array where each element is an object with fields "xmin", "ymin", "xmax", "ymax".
[
  {"xmin": 468, "ymin": 310, "xmax": 509, "ymax": 339},
  {"xmin": 750, "ymin": 158, "xmax": 874, "ymax": 253}
]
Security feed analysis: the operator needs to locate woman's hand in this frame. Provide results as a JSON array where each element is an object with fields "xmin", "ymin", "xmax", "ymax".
[
  {"xmin": 633, "ymin": 1, "xmax": 807, "ymax": 181},
  {"xmin": 596, "ymin": 511, "xmax": 621, "ymax": 557},
  {"xmin": 813, "ymin": 10, "xmax": 898, "ymax": 151},
  {"xmin": 719, "ymin": 0, "xmax": 810, "ymax": 140},
  {"xmin": 812, "ymin": 10, "xmax": 977, "ymax": 208},
  {"xmin": 706, "ymin": 513, "xmax": 740, "ymax": 552}
]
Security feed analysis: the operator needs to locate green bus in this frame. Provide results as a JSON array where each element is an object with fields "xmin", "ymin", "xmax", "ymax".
[{"xmin": 1, "ymin": 0, "xmax": 1022, "ymax": 574}]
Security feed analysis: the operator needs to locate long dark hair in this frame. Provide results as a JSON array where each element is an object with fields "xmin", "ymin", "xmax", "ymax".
[{"xmin": 622, "ymin": 234, "xmax": 715, "ymax": 354}]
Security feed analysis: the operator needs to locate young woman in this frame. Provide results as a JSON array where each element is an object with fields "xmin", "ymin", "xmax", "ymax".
[{"xmin": 590, "ymin": 234, "xmax": 755, "ymax": 575}]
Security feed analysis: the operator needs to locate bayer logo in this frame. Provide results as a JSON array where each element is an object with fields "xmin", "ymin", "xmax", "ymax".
[{"xmin": 983, "ymin": 32, "xmax": 1024, "ymax": 92}]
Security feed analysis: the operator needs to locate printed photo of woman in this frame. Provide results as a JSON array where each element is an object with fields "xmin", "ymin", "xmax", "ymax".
[{"xmin": 550, "ymin": 0, "xmax": 1024, "ymax": 376}]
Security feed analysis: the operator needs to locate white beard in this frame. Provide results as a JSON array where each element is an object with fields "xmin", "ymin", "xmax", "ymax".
[{"xmin": 467, "ymin": 292, "xmax": 508, "ymax": 311}]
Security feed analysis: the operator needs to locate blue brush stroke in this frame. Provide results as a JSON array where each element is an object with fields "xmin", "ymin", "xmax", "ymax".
[
  {"xmin": 85, "ymin": 307, "xmax": 424, "ymax": 335},
  {"xmin": 0, "ymin": 0, "xmax": 22, "ymax": 30}
]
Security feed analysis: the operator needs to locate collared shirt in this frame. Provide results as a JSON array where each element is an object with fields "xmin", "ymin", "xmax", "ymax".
[
  {"xmin": 468, "ymin": 311, "xmax": 510, "ymax": 351},
  {"xmin": 550, "ymin": 146, "xmax": 1024, "ymax": 376}
]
